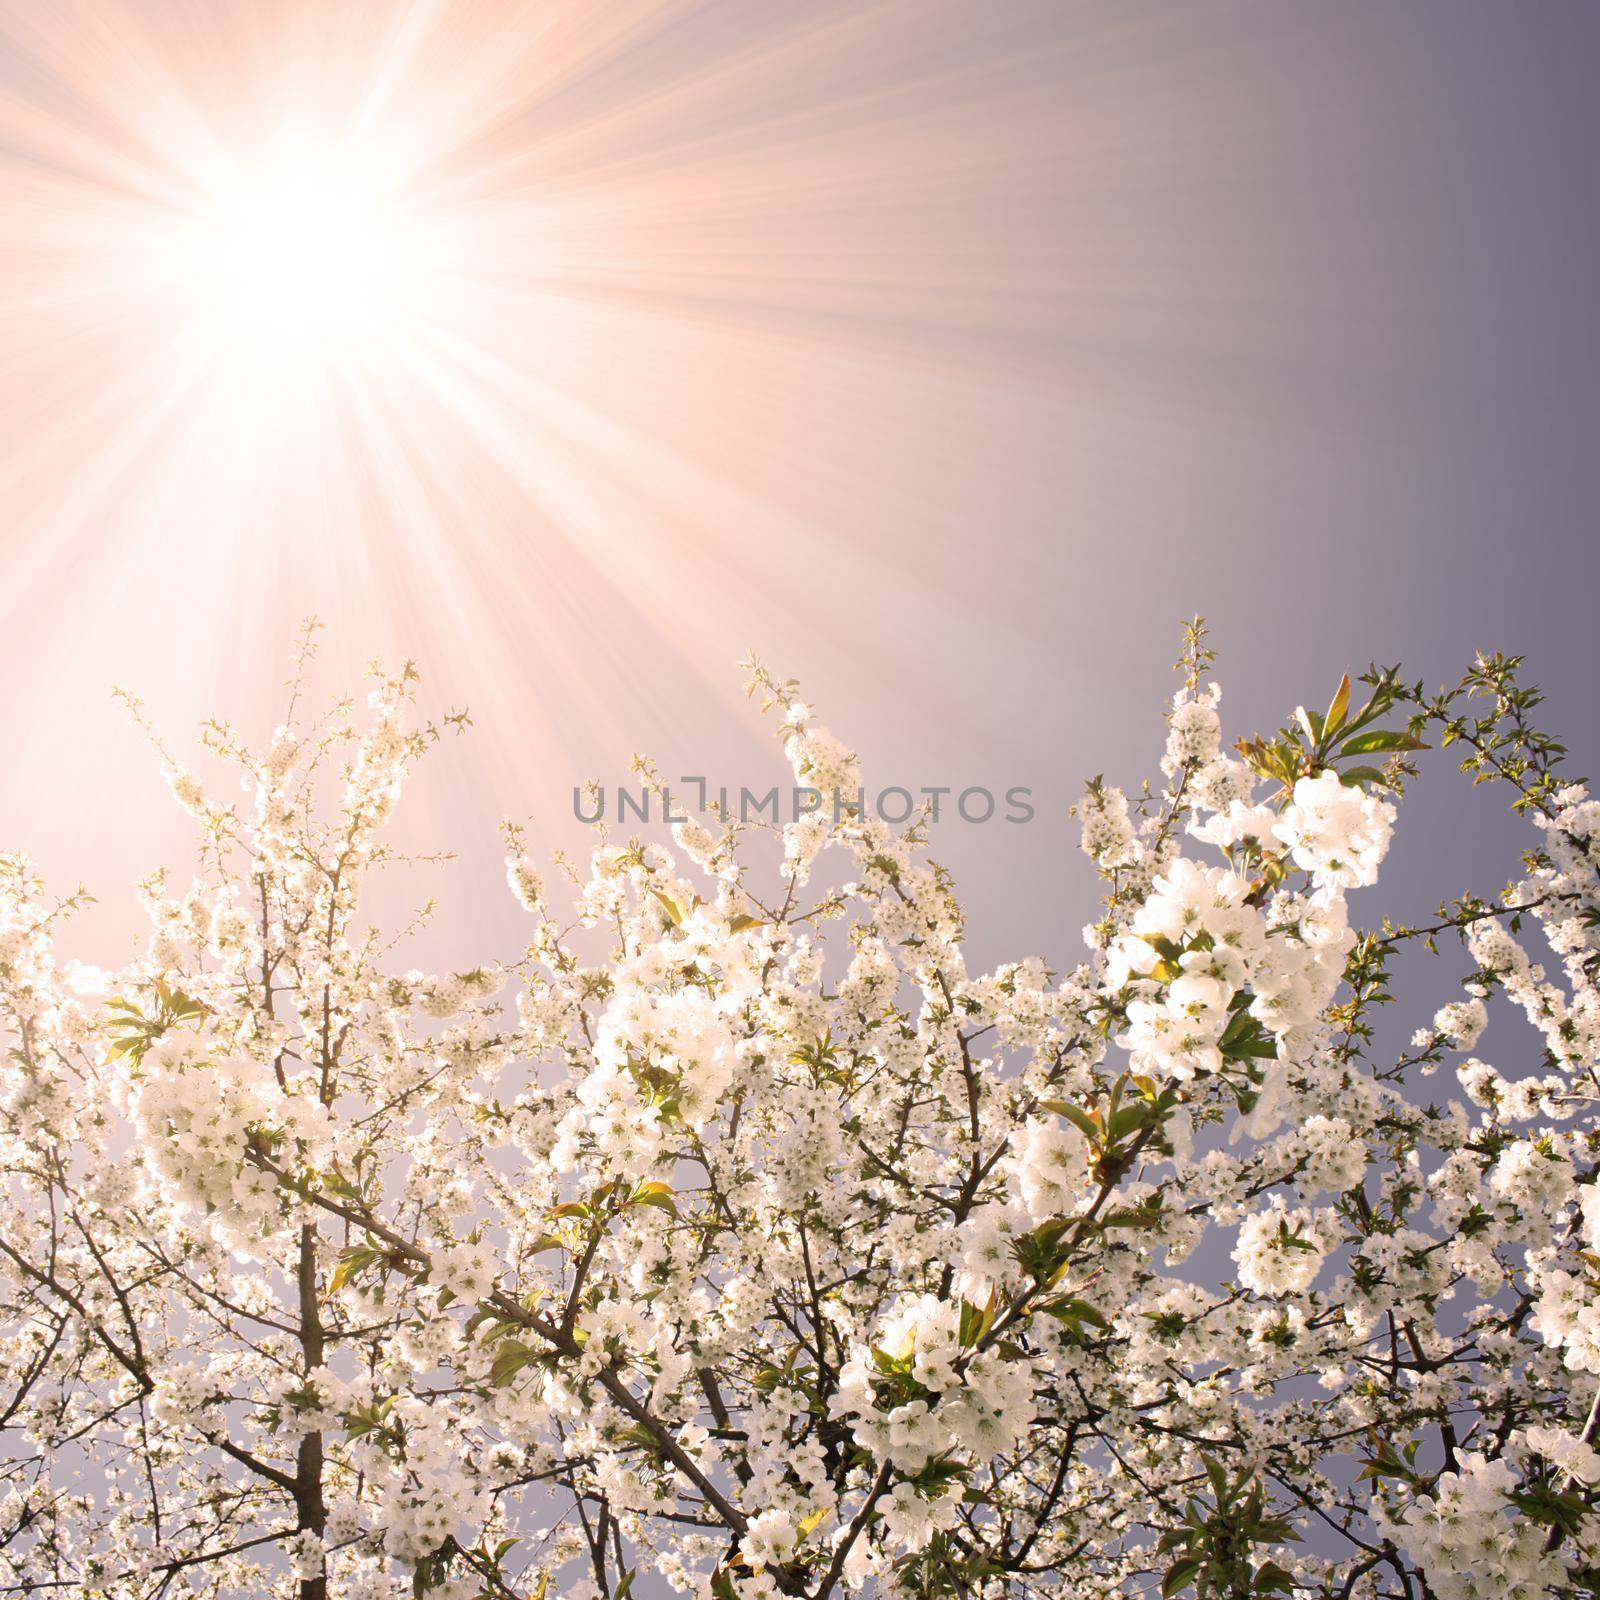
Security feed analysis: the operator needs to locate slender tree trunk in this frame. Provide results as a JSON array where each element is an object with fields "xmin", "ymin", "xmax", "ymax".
[{"xmin": 296, "ymin": 1221, "xmax": 327, "ymax": 1600}]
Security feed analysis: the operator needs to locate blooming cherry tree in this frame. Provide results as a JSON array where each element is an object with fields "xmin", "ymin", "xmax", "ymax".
[{"xmin": 1, "ymin": 622, "xmax": 1597, "ymax": 1600}]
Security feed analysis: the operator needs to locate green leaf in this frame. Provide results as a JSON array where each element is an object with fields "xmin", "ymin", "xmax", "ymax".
[
  {"xmin": 1324, "ymin": 674, "xmax": 1351, "ymax": 738},
  {"xmin": 651, "ymin": 889, "xmax": 688, "ymax": 927},
  {"xmin": 869, "ymin": 1344, "xmax": 911, "ymax": 1378},
  {"xmin": 1040, "ymin": 1099, "xmax": 1101, "ymax": 1142},
  {"xmin": 1220, "ymin": 1010, "xmax": 1277, "ymax": 1062},
  {"xmin": 1109, "ymin": 1104, "xmax": 1148, "ymax": 1141},
  {"xmin": 1337, "ymin": 729, "xmax": 1428, "ymax": 757},
  {"xmin": 1037, "ymin": 1296, "xmax": 1110, "ymax": 1333},
  {"xmin": 330, "ymin": 1246, "xmax": 382, "ymax": 1294},
  {"xmin": 1338, "ymin": 765, "xmax": 1388, "ymax": 788},
  {"xmin": 957, "ymin": 1296, "xmax": 997, "ymax": 1348},
  {"xmin": 797, "ymin": 1506, "xmax": 828, "ymax": 1540},
  {"xmin": 1255, "ymin": 1560, "xmax": 1296, "ymax": 1594},
  {"xmin": 1100, "ymin": 1204, "xmax": 1160, "ymax": 1231},
  {"xmin": 630, "ymin": 1181, "xmax": 678, "ymax": 1218},
  {"xmin": 1161, "ymin": 1555, "xmax": 1205, "ymax": 1597},
  {"xmin": 489, "ymin": 1341, "xmax": 536, "ymax": 1386}
]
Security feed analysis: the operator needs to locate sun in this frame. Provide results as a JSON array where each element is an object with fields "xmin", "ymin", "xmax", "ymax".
[{"xmin": 171, "ymin": 136, "xmax": 432, "ymax": 374}]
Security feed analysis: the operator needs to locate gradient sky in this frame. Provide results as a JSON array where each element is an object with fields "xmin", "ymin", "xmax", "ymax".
[{"xmin": 1, "ymin": 0, "xmax": 1596, "ymax": 988}]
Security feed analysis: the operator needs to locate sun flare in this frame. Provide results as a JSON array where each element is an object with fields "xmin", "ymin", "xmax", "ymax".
[
  {"xmin": 0, "ymin": 0, "xmax": 1087, "ymax": 885},
  {"xmin": 169, "ymin": 140, "xmax": 434, "ymax": 374}
]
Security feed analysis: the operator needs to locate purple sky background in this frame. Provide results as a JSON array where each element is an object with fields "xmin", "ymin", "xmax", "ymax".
[{"xmin": 0, "ymin": 0, "xmax": 1596, "ymax": 1010}]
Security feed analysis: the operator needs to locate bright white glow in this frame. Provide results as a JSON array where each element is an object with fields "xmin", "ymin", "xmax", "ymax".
[{"xmin": 175, "ymin": 142, "xmax": 427, "ymax": 372}]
